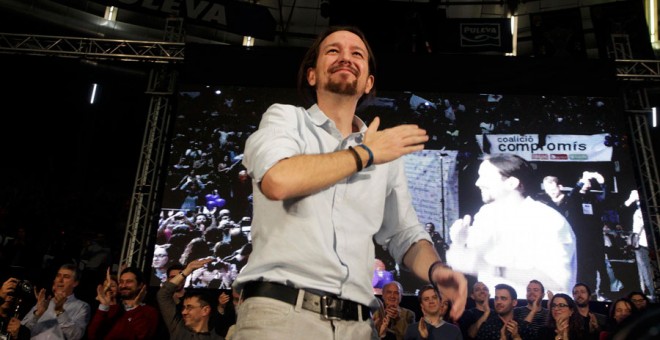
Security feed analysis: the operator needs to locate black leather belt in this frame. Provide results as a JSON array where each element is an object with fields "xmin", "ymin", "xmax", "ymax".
[{"xmin": 242, "ymin": 281, "xmax": 371, "ymax": 321}]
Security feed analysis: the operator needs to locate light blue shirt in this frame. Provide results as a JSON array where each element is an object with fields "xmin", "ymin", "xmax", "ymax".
[
  {"xmin": 234, "ymin": 103, "xmax": 431, "ymax": 308},
  {"xmin": 21, "ymin": 293, "xmax": 90, "ymax": 340}
]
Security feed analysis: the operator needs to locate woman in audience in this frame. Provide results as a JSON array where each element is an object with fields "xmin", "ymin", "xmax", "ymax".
[
  {"xmin": 150, "ymin": 244, "xmax": 173, "ymax": 286},
  {"xmin": 599, "ymin": 297, "xmax": 636, "ymax": 340},
  {"xmin": 537, "ymin": 293, "xmax": 587, "ymax": 340}
]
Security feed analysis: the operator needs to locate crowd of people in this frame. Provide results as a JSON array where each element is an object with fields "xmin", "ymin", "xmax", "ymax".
[{"xmin": 1, "ymin": 264, "xmax": 657, "ymax": 339}]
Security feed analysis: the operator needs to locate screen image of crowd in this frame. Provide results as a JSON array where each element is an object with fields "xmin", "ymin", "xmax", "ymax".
[{"xmin": 153, "ymin": 85, "xmax": 654, "ymax": 305}]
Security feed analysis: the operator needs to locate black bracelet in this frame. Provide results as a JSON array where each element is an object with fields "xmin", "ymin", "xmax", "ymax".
[
  {"xmin": 428, "ymin": 260, "xmax": 451, "ymax": 285},
  {"xmin": 348, "ymin": 146, "xmax": 363, "ymax": 172},
  {"xmin": 356, "ymin": 144, "xmax": 374, "ymax": 168}
]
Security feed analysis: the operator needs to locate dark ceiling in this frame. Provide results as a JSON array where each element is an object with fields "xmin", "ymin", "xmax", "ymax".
[{"xmin": 0, "ymin": 0, "xmax": 641, "ymax": 56}]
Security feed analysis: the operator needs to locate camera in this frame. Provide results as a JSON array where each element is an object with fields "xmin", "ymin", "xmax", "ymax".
[
  {"xmin": 8, "ymin": 279, "xmax": 33, "ymax": 301},
  {"xmin": 15, "ymin": 280, "xmax": 34, "ymax": 296}
]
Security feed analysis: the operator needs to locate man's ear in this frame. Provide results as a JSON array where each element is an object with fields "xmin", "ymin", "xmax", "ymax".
[
  {"xmin": 505, "ymin": 176, "xmax": 520, "ymax": 191},
  {"xmin": 364, "ymin": 75, "xmax": 374, "ymax": 94},
  {"xmin": 307, "ymin": 67, "xmax": 316, "ymax": 87}
]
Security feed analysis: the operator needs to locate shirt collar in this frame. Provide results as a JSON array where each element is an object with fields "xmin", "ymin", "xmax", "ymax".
[{"xmin": 308, "ymin": 104, "xmax": 367, "ymax": 141}]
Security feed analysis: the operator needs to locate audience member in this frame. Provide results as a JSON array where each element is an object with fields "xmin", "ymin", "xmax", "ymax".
[
  {"xmin": 166, "ymin": 263, "xmax": 186, "ymax": 307},
  {"xmin": 404, "ymin": 284, "xmax": 461, "ymax": 340},
  {"xmin": 179, "ymin": 238, "xmax": 213, "ymax": 267},
  {"xmin": 513, "ymin": 279, "xmax": 548, "ymax": 337},
  {"xmin": 374, "ymin": 281, "xmax": 416, "ymax": 340},
  {"xmin": 157, "ymin": 257, "xmax": 223, "ymax": 339},
  {"xmin": 474, "ymin": 283, "xmax": 531, "ymax": 340},
  {"xmin": 572, "ymin": 283, "xmax": 607, "ymax": 338},
  {"xmin": 458, "ymin": 281, "xmax": 490, "ymax": 340},
  {"xmin": 215, "ymin": 289, "xmax": 239, "ymax": 339},
  {"xmin": 20, "ymin": 263, "xmax": 91, "ymax": 340},
  {"xmin": 153, "ymin": 263, "xmax": 187, "ymax": 340},
  {"xmin": 87, "ymin": 266, "xmax": 159, "ymax": 340},
  {"xmin": 609, "ymin": 302, "xmax": 660, "ymax": 340},
  {"xmin": 151, "ymin": 244, "xmax": 174, "ymax": 286},
  {"xmin": 537, "ymin": 293, "xmax": 587, "ymax": 340},
  {"xmin": 447, "ymin": 154, "xmax": 577, "ymax": 295},
  {"xmin": 438, "ymin": 291, "xmax": 453, "ymax": 323},
  {"xmin": 90, "ymin": 269, "xmax": 118, "ymax": 308},
  {"xmin": 172, "ymin": 170, "xmax": 207, "ymax": 213},
  {"xmin": 626, "ymin": 291, "xmax": 650, "ymax": 312},
  {"xmin": 1, "ymin": 277, "xmax": 29, "ymax": 340},
  {"xmin": 599, "ymin": 297, "xmax": 636, "ymax": 340}
]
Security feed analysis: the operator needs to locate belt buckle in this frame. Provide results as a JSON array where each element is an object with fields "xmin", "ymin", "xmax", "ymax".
[{"xmin": 320, "ymin": 295, "xmax": 341, "ymax": 321}]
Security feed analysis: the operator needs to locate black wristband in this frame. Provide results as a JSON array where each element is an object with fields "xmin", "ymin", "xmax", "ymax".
[
  {"xmin": 356, "ymin": 144, "xmax": 374, "ymax": 168},
  {"xmin": 348, "ymin": 146, "xmax": 363, "ymax": 172},
  {"xmin": 428, "ymin": 260, "xmax": 451, "ymax": 285}
]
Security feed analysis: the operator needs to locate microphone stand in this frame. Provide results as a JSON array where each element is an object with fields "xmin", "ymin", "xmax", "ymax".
[{"xmin": 440, "ymin": 153, "xmax": 447, "ymax": 241}]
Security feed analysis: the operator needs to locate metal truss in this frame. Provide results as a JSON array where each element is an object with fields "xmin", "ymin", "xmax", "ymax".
[
  {"xmin": 616, "ymin": 59, "xmax": 660, "ymax": 82},
  {"xmin": 119, "ymin": 64, "xmax": 177, "ymax": 269},
  {"xmin": 612, "ymin": 32, "xmax": 660, "ymax": 298},
  {"xmin": 0, "ymin": 32, "xmax": 184, "ymax": 62},
  {"xmin": 120, "ymin": 17, "xmax": 183, "ymax": 269},
  {"xmin": 627, "ymin": 109, "xmax": 660, "ymax": 299}
]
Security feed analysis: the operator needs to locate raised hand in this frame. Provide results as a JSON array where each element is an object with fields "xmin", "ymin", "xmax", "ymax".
[
  {"xmin": 52, "ymin": 288, "xmax": 68, "ymax": 314},
  {"xmin": 431, "ymin": 264, "xmax": 468, "ymax": 321},
  {"xmin": 218, "ymin": 291, "xmax": 230, "ymax": 309},
  {"xmin": 484, "ymin": 293, "xmax": 491, "ymax": 314},
  {"xmin": 378, "ymin": 313, "xmax": 391, "ymax": 337},
  {"xmin": 530, "ymin": 294, "xmax": 542, "ymax": 313},
  {"xmin": 363, "ymin": 116, "xmax": 428, "ymax": 165},
  {"xmin": 7, "ymin": 317, "xmax": 21, "ymax": 338},
  {"xmin": 0, "ymin": 278, "xmax": 18, "ymax": 300},
  {"xmin": 449, "ymin": 215, "xmax": 472, "ymax": 245},
  {"xmin": 96, "ymin": 283, "xmax": 114, "ymax": 306},
  {"xmin": 555, "ymin": 315, "xmax": 569, "ymax": 339},
  {"xmin": 134, "ymin": 284, "xmax": 148, "ymax": 305},
  {"xmin": 504, "ymin": 319, "xmax": 520, "ymax": 339},
  {"xmin": 34, "ymin": 288, "xmax": 50, "ymax": 318},
  {"xmin": 187, "ymin": 257, "xmax": 215, "ymax": 272}
]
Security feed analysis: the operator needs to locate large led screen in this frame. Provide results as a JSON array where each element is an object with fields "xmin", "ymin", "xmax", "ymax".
[{"xmin": 150, "ymin": 83, "xmax": 649, "ymax": 302}]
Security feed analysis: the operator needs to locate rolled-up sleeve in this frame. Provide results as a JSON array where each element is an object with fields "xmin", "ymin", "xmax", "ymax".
[
  {"xmin": 243, "ymin": 104, "xmax": 307, "ymax": 182},
  {"xmin": 374, "ymin": 158, "xmax": 432, "ymax": 266}
]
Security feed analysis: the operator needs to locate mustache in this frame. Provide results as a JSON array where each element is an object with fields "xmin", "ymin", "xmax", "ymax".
[{"xmin": 329, "ymin": 64, "xmax": 358, "ymax": 76}]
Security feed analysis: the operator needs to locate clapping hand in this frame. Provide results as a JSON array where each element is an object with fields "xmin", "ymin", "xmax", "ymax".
[
  {"xmin": 96, "ymin": 267, "xmax": 117, "ymax": 306},
  {"xmin": 34, "ymin": 288, "xmax": 50, "ymax": 318}
]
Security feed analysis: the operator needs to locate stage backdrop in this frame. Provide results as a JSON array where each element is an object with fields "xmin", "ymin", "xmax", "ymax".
[{"xmin": 146, "ymin": 45, "xmax": 649, "ymax": 300}]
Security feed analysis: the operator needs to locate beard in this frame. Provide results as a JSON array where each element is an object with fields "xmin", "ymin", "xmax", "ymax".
[
  {"xmin": 480, "ymin": 192, "xmax": 494, "ymax": 204},
  {"xmin": 120, "ymin": 289, "xmax": 137, "ymax": 300},
  {"xmin": 325, "ymin": 77, "xmax": 358, "ymax": 96}
]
